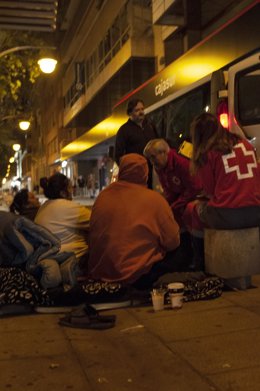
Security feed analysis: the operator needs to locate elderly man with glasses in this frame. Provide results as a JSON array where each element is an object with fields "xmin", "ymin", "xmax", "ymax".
[
  {"xmin": 144, "ymin": 138, "xmax": 202, "ymax": 230},
  {"xmin": 144, "ymin": 138, "xmax": 206, "ymax": 271}
]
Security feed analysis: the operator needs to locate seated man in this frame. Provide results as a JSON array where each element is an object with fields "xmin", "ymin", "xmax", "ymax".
[
  {"xmin": 143, "ymin": 139, "xmax": 202, "ymax": 230},
  {"xmin": 87, "ymin": 153, "xmax": 180, "ymax": 289}
]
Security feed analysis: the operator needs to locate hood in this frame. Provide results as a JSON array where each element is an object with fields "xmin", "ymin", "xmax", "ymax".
[{"xmin": 118, "ymin": 153, "xmax": 148, "ymax": 186}]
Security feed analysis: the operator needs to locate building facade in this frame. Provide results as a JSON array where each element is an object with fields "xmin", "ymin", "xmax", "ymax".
[{"xmin": 29, "ymin": 0, "xmax": 256, "ymax": 191}]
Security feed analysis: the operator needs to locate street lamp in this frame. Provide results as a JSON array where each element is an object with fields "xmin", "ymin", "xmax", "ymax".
[
  {"xmin": 1, "ymin": 46, "xmax": 57, "ymax": 186},
  {"xmin": 0, "ymin": 45, "xmax": 57, "ymax": 74},
  {"xmin": 38, "ymin": 58, "xmax": 57, "ymax": 74},
  {"xmin": 12, "ymin": 143, "xmax": 22, "ymax": 183},
  {"xmin": 19, "ymin": 120, "xmax": 31, "ymax": 131},
  {"xmin": 12, "ymin": 144, "xmax": 21, "ymax": 152}
]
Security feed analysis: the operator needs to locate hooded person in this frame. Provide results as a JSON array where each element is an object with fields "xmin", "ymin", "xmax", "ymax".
[{"xmin": 87, "ymin": 153, "xmax": 180, "ymax": 289}]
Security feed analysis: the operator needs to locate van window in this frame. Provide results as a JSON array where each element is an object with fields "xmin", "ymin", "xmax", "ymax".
[
  {"xmin": 146, "ymin": 107, "xmax": 166, "ymax": 138},
  {"xmin": 166, "ymin": 84, "xmax": 210, "ymax": 149},
  {"xmin": 237, "ymin": 67, "xmax": 260, "ymax": 125},
  {"xmin": 146, "ymin": 83, "xmax": 210, "ymax": 149}
]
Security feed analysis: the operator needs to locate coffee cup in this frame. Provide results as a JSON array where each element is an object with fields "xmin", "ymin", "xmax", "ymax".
[
  {"xmin": 167, "ymin": 282, "xmax": 184, "ymax": 309},
  {"xmin": 151, "ymin": 289, "xmax": 165, "ymax": 311}
]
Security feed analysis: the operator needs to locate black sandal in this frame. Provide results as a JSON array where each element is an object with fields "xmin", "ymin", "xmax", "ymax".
[{"xmin": 58, "ymin": 304, "xmax": 116, "ymax": 330}]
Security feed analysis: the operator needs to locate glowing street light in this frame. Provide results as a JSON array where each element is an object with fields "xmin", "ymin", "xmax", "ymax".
[
  {"xmin": 9, "ymin": 157, "xmax": 15, "ymax": 163},
  {"xmin": 12, "ymin": 143, "xmax": 21, "ymax": 152},
  {"xmin": 19, "ymin": 120, "xmax": 31, "ymax": 131},
  {"xmin": 38, "ymin": 58, "xmax": 57, "ymax": 74}
]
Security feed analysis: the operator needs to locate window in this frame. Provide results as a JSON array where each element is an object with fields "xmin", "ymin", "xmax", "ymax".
[
  {"xmin": 98, "ymin": 40, "xmax": 104, "ymax": 69},
  {"xmin": 48, "ymin": 137, "xmax": 58, "ymax": 156},
  {"xmin": 236, "ymin": 66, "xmax": 260, "ymax": 125},
  {"xmin": 165, "ymin": 84, "xmax": 210, "ymax": 148},
  {"xmin": 146, "ymin": 108, "xmax": 166, "ymax": 138},
  {"xmin": 111, "ymin": 16, "xmax": 121, "ymax": 55},
  {"xmin": 63, "ymin": 3, "xmax": 130, "ymax": 110}
]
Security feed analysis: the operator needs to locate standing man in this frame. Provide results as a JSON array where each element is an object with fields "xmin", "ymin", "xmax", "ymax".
[
  {"xmin": 77, "ymin": 175, "xmax": 85, "ymax": 197},
  {"xmin": 115, "ymin": 98, "xmax": 158, "ymax": 188}
]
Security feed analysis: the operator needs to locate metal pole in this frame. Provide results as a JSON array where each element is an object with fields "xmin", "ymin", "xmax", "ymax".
[{"xmin": 0, "ymin": 46, "xmax": 56, "ymax": 59}]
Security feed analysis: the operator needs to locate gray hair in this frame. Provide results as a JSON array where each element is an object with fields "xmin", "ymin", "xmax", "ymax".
[{"xmin": 143, "ymin": 139, "xmax": 170, "ymax": 158}]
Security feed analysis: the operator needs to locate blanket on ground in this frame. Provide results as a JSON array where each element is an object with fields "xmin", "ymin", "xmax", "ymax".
[
  {"xmin": 0, "ymin": 267, "xmax": 52, "ymax": 307},
  {"xmin": 0, "ymin": 212, "xmax": 76, "ymax": 288}
]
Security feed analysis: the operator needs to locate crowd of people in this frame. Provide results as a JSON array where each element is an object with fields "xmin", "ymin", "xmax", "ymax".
[
  {"xmin": 74, "ymin": 173, "xmax": 98, "ymax": 198},
  {"xmin": 1, "ymin": 98, "xmax": 259, "ymax": 306}
]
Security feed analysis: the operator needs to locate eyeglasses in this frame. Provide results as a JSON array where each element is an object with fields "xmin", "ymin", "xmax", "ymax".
[{"xmin": 147, "ymin": 150, "xmax": 165, "ymax": 161}]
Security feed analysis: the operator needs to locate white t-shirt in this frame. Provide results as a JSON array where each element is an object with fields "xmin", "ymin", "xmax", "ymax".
[{"xmin": 35, "ymin": 199, "xmax": 91, "ymax": 259}]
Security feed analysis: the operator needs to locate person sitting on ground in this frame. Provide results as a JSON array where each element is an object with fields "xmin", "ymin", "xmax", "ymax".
[
  {"xmin": 87, "ymin": 153, "xmax": 180, "ymax": 290},
  {"xmin": 10, "ymin": 188, "xmax": 40, "ymax": 221},
  {"xmin": 190, "ymin": 112, "xmax": 260, "ymax": 230},
  {"xmin": 35, "ymin": 173, "xmax": 91, "ymax": 267}
]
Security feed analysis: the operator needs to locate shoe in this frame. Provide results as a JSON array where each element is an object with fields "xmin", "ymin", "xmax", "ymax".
[{"xmin": 59, "ymin": 304, "xmax": 116, "ymax": 329}]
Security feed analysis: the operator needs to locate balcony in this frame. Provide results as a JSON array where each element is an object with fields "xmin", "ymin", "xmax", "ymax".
[{"xmin": 152, "ymin": 0, "xmax": 184, "ymax": 26}]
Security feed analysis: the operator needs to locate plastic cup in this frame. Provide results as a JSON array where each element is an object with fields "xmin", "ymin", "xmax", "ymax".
[
  {"xmin": 167, "ymin": 282, "xmax": 184, "ymax": 309},
  {"xmin": 151, "ymin": 289, "xmax": 165, "ymax": 311}
]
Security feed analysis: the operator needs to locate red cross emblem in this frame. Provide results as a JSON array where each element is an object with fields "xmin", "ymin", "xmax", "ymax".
[{"xmin": 222, "ymin": 142, "xmax": 257, "ymax": 179}]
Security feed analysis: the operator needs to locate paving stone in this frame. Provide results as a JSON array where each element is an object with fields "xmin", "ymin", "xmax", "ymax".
[
  {"xmin": 132, "ymin": 306, "xmax": 260, "ymax": 342},
  {"xmin": 0, "ymin": 355, "xmax": 90, "ymax": 391},
  {"xmin": 0, "ymin": 327, "xmax": 70, "ymax": 359},
  {"xmin": 66, "ymin": 310, "xmax": 217, "ymax": 391},
  {"xmin": 0, "ymin": 313, "xmax": 58, "ymax": 332},
  {"xmin": 223, "ymin": 287, "xmax": 260, "ymax": 308},
  {"xmin": 169, "ymin": 328, "xmax": 260, "ymax": 375},
  {"xmin": 208, "ymin": 366, "xmax": 260, "ymax": 391}
]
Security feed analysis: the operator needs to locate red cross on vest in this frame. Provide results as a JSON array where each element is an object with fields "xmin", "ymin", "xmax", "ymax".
[{"xmin": 222, "ymin": 142, "xmax": 257, "ymax": 180}]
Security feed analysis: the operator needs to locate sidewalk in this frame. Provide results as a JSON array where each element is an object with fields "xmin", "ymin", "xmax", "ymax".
[{"xmin": 1, "ymin": 276, "xmax": 260, "ymax": 391}]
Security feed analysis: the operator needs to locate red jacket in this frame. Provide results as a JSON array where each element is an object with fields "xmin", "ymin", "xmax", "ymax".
[
  {"xmin": 197, "ymin": 139, "xmax": 260, "ymax": 208},
  {"xmin": 156, "ymin": 149, "xmax": 202, "ymax": 226}
]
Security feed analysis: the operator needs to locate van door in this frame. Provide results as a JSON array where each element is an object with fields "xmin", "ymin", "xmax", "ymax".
[{"xmin": 228, "ymin": 51, "xmax": 260, "ymax": 159}]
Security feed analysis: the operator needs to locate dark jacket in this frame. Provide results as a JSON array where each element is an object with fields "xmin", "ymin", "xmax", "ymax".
[{"xmin": 115, "ymin": 118, "xmax": 158, "ymax": 165}]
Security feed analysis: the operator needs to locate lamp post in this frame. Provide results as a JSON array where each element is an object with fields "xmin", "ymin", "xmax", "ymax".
[
  {"xmin": 0, "ymin": 45, "xmax": 57, "ymax": 131},
  {"xmin": 12, "ymin": 143, "xmax": 22, "ymax": 184},
  {"xmin": 1, "ymin": 46, "xmax": 57, "ymax": 188},
  {"xmin": 0, "ymin": 45, "xmax": 57, "ymax": 74}
]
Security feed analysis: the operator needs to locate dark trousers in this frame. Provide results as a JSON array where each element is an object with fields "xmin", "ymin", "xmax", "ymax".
[{"xmin": 133, "ymin": 232, "xmax": 193, "ymax": 290}]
